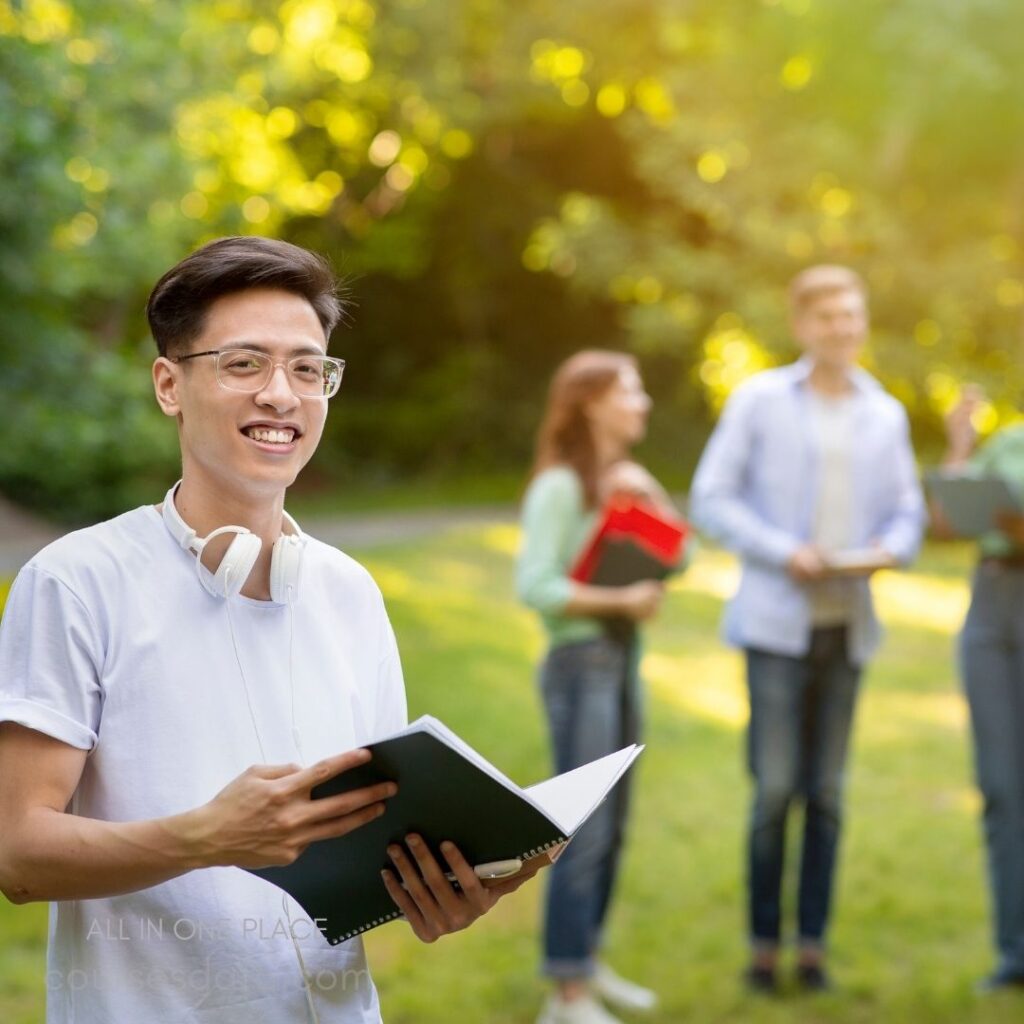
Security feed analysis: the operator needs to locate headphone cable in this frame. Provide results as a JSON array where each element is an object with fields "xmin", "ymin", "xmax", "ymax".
[
  {"xmin": 288, "ymin": 584, "xmax": 305, "ymax": 763},
  {"xmin": 224, "ymin": 571, "xmax": 320, "ymax": 1024},
  {"xmin": 223, "ymin": 567, "xmax": 267, "ymax": 763}
]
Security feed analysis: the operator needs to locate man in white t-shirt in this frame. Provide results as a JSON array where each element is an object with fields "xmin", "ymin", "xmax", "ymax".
[
  {"xmin": 0, "ymin": 236, "xmax": 548, "ymax": 1023},
  {"xmin": 691, "ymin": 266, "xmax": 925, "ymax": 994}
]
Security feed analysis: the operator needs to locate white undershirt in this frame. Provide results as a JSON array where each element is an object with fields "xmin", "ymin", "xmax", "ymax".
[
  {"xmin": 0, "ymin": 506, "xmax": 407, "ymax": 1024},
  {"xmin": 807, "ymin": 391, "xmax": 857, "ymax": 625}
]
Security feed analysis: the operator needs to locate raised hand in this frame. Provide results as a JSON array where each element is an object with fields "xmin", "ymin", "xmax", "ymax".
[{"xmin": 944, "ymin": 384, "xmax": 985, "ymax": 465}]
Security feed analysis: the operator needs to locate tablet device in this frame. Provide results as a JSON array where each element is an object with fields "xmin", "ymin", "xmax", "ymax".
[{"xmin": 925, "ymin": 471, "xmax": 1022, "ymax": 537}]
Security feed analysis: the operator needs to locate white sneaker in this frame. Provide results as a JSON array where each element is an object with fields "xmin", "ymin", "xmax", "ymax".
[
  {"xmin": 592, "ymin": 962, "xmax": 659, "ymax": 1013},
  {"xmin": 535, "ymin": 992, "xmax": 625, "ymax": 1024}
]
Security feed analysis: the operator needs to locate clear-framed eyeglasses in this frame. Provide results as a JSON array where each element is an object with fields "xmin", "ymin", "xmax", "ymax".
[{"xmin": 173, "ymin": 347, "xmax": 345, "ymax": 399}]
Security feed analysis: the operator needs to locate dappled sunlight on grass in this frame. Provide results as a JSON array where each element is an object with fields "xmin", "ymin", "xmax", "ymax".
[
  {"xmin": 952, "ymin": 785, "xmax": 983, "ymax": 817},
  {"xmin": 858, "ymin": 689, "xmax": 968, "ymax": 744},
  {"xmin": 418, "ymin": 555, "xmax": 494, "ymax": 590},
  {"xmin": 361, "ymin": 561, "xmax": 417, "ymax": 598},
  {"xmin": 478, "ymin": 523, "xmax": 521, "ymax": 557},
  {"xmin": 392, "ymin": 592, "xmax": 517, "ymax": 648},
  {"xmin": 644, "ymin": 651, "xmax": 747, "ymax": 730},
  {"xmin": 365, "ymin": 543, "xmax": 538, "ymax": 654},
  {"xmin": 388, "ymin": 588, "xmax": 538, "ymax": 658},
  {"xmin": 671, "ymin": 547, "xmax": 739, "ymax": 600},
  {"xmin": 365, "ymin": 554, "xmax": 492, "ymax": 596},
  {"xmin": 873, "ymin": 571, "xmax": 970, "ymax": 636}
]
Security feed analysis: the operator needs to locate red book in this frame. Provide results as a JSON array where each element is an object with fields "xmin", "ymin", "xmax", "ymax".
[{"xmin": 570, "ymin": 498, "xmax": 690, "ymax": 586}]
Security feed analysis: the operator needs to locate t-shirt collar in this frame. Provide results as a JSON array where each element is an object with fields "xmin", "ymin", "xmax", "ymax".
[{"xmin": 789, "ymin": 354, "xmax": 878, "ymax": 394}]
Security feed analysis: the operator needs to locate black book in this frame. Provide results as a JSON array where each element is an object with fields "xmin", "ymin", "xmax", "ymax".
[
  {"xmin": 588, "ymin": 538, "xmax": 680, "ymax": 643},
  {"xmin": 250, "ymin": 716, "xmax": 642, "ymax": 945},
  {"xmin": 588, "ymin": 537, "xmax": 678, "ymax": 586},
  {"xmin": 570, "ymin": 498, "xmax": 690, "ymax": 587}
]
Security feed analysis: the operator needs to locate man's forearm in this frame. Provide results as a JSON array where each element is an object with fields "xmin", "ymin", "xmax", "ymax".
[
  {"xmin": 693, "ymin": 495, "xmax": 799, "ymax": 569},
  {"xmin": 0, "ymin": 805, "xmax": 206, "ymax": 904}
]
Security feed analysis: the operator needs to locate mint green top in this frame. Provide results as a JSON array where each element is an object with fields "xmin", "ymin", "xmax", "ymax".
[
  {"xmin": 517, "ymin": 466, "xmax": 604, "ymax": 647},
  {"xmin": 970, "ymin": 423, "xmax": 1024, "ymax": 558},
  {"xmin": 516, "ymin": 464, "xmax": 693, "ymax": 646}
]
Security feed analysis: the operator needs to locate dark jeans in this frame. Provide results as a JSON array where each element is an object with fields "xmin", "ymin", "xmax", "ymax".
[
  {"xmin": 745, "ymin": 626, "xmax": 862, "ymax": 949},
  {"xmin": 540, "ymin": 635, "xmax": 640, "ymax": 978},
  {"xmin": 960, "ymin": 562, "xmax": 1024, "ymax": 977}
]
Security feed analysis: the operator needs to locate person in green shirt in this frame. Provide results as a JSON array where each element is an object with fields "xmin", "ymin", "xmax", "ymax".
[
  {"xmin": 936, "ymin": 386, "xmax": 1024, "ymax": 992},
  {"xmin": 517, "ymin": 349, "xmax": 687, "ymax": 1024}
]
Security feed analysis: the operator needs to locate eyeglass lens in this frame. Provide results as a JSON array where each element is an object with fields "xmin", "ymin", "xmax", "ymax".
[{"xmin": 215, "ymin": 350, "xmax": 342, "ymax": 397}]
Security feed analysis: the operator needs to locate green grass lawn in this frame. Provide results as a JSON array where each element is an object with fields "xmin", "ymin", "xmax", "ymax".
[
  {"xmin": 286, "ymin": 471, "xmax": 526, "ymax": 517},
  {"xmin": 1, "ymin": 531, "xmax": 1021, "ymax": 1022}
]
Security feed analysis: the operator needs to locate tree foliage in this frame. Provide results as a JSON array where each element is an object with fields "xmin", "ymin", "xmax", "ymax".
[{"xmin": 2, "ymin": 0, "xmax": 1023, "ymax": 520}]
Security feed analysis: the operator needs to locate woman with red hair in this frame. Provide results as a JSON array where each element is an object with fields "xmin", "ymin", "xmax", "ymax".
[{"xmin": 517, "ymin": 350, "xmax": 683, "ymax": 1024}]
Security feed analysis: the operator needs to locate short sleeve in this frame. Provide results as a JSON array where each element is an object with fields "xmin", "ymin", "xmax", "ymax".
[
  {"xmin": 969, "ymin": 433, "xmax": 1000, "ymax": 475},
  {"xmin": 0, "ymin": 565, "xmax": 104, "ymax": 750},
  {"xmin": 969, "ymin": 427, "xmax": 1024, "ymax": 490}
]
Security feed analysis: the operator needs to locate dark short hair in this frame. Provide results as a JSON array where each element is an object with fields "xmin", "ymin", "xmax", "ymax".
[{"xmin": 146, "ymin": 236, "xmax": 346, "ymax": 356}]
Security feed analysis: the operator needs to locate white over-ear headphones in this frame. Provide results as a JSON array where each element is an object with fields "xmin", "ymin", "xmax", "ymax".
[{"xmin": 161, "ymin": 481, "xmax": 305, "ymax": 602}]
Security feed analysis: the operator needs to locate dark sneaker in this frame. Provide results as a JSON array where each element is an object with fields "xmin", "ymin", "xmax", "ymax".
[
  {"xmin": 743, "ymin": 965, "xmax": 778, "ymax": 995},
  {"xmin": 795, "ymin": 963, "xmax": 833, "ymax": 993},
  {"xmin": 977, "ymin": 969, "xmax": 1024, "ymax": 994}
]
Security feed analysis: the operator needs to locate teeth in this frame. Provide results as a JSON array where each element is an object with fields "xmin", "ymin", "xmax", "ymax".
[{"xmin": 245, "ymin": 427, "xmax": 295, "ymax": 444}]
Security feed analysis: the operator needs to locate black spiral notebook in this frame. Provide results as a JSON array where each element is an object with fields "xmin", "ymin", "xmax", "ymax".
[{"xmin": 249, "ymin": 716, "xmax": 642, "ymax": 945}]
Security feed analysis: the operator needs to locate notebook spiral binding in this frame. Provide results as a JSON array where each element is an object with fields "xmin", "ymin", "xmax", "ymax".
[
  {"xmin": 521, "ymin": 836, "xmax": 566, "ymax": 859},
  {"xmin": 329, "ymin": 835, "xmax": 568, "ymax": 944},
  {"xmin": 333, "ymin": 909, "xmax": 404, "ymax": 943}
]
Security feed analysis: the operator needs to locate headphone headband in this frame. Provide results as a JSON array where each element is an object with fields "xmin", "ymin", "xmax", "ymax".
[
  {"xmin": 161, "ymin": 482, "xmax": 201, "ymax": 553},
  {"xmin": 160, "ymin": 481, "xmax": 305, "ymax": 601}
]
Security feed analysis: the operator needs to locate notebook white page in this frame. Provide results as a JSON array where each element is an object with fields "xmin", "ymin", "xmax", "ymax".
[
  {"xmin": 369, "ymin": 717, "xmax": 642, "ymax": 836},
  {"xmin": 524, "ymin": 745, "xmax": 643, "ymax": 835}
]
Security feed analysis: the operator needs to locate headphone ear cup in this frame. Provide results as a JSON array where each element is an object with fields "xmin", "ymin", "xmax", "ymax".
[
  {"xmin": 211, "ymin": 532, "xmax": 263, "ymax": 598},
  {"xmin": 270, "ymin": 534, "xmax": 304, "ymax": 603}
]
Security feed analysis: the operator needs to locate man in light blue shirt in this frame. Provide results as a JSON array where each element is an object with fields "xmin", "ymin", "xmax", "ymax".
[{"xmin": 691, "ymin": 266, "xmax": 924, "ymax": 993}]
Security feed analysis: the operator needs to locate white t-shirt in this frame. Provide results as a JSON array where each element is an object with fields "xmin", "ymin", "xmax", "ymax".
[
  {"xmin": 0, "ymin": 505, "xmax": 408, "ymax": 1024},
  {"xmin": 807, "ymin": 391, "xmax": 856, "ymax": 626}
]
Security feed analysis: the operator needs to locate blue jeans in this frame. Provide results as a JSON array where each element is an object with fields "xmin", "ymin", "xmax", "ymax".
[
  {"xmin": 960, "ymin": 561, "xmax": 1024, "ymax": 977},
  {"xmin": 745, "ymin": 626, "xmax": 862, "ymax": 948},
  {"xmin": 540, "ymin": 635, "xmax": 640, "ymax": 978}
]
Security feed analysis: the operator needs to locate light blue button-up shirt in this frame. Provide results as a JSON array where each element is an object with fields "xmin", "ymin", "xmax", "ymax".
[{"xmin": 690, "ymin": 357, "xmax": 925, "ymax": 665}]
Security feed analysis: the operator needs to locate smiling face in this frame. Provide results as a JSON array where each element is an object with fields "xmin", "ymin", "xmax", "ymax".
[
  {"xmin": 792, "ymin": 287, "xmax": 869, "ymax": 373},
  {"xmin": 584, "ymin": 365, "xmax": 652, "ymax": 452},
  {"xmin": 152, "ymin": 287, "xmax": 330, "ymax": 503}
]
